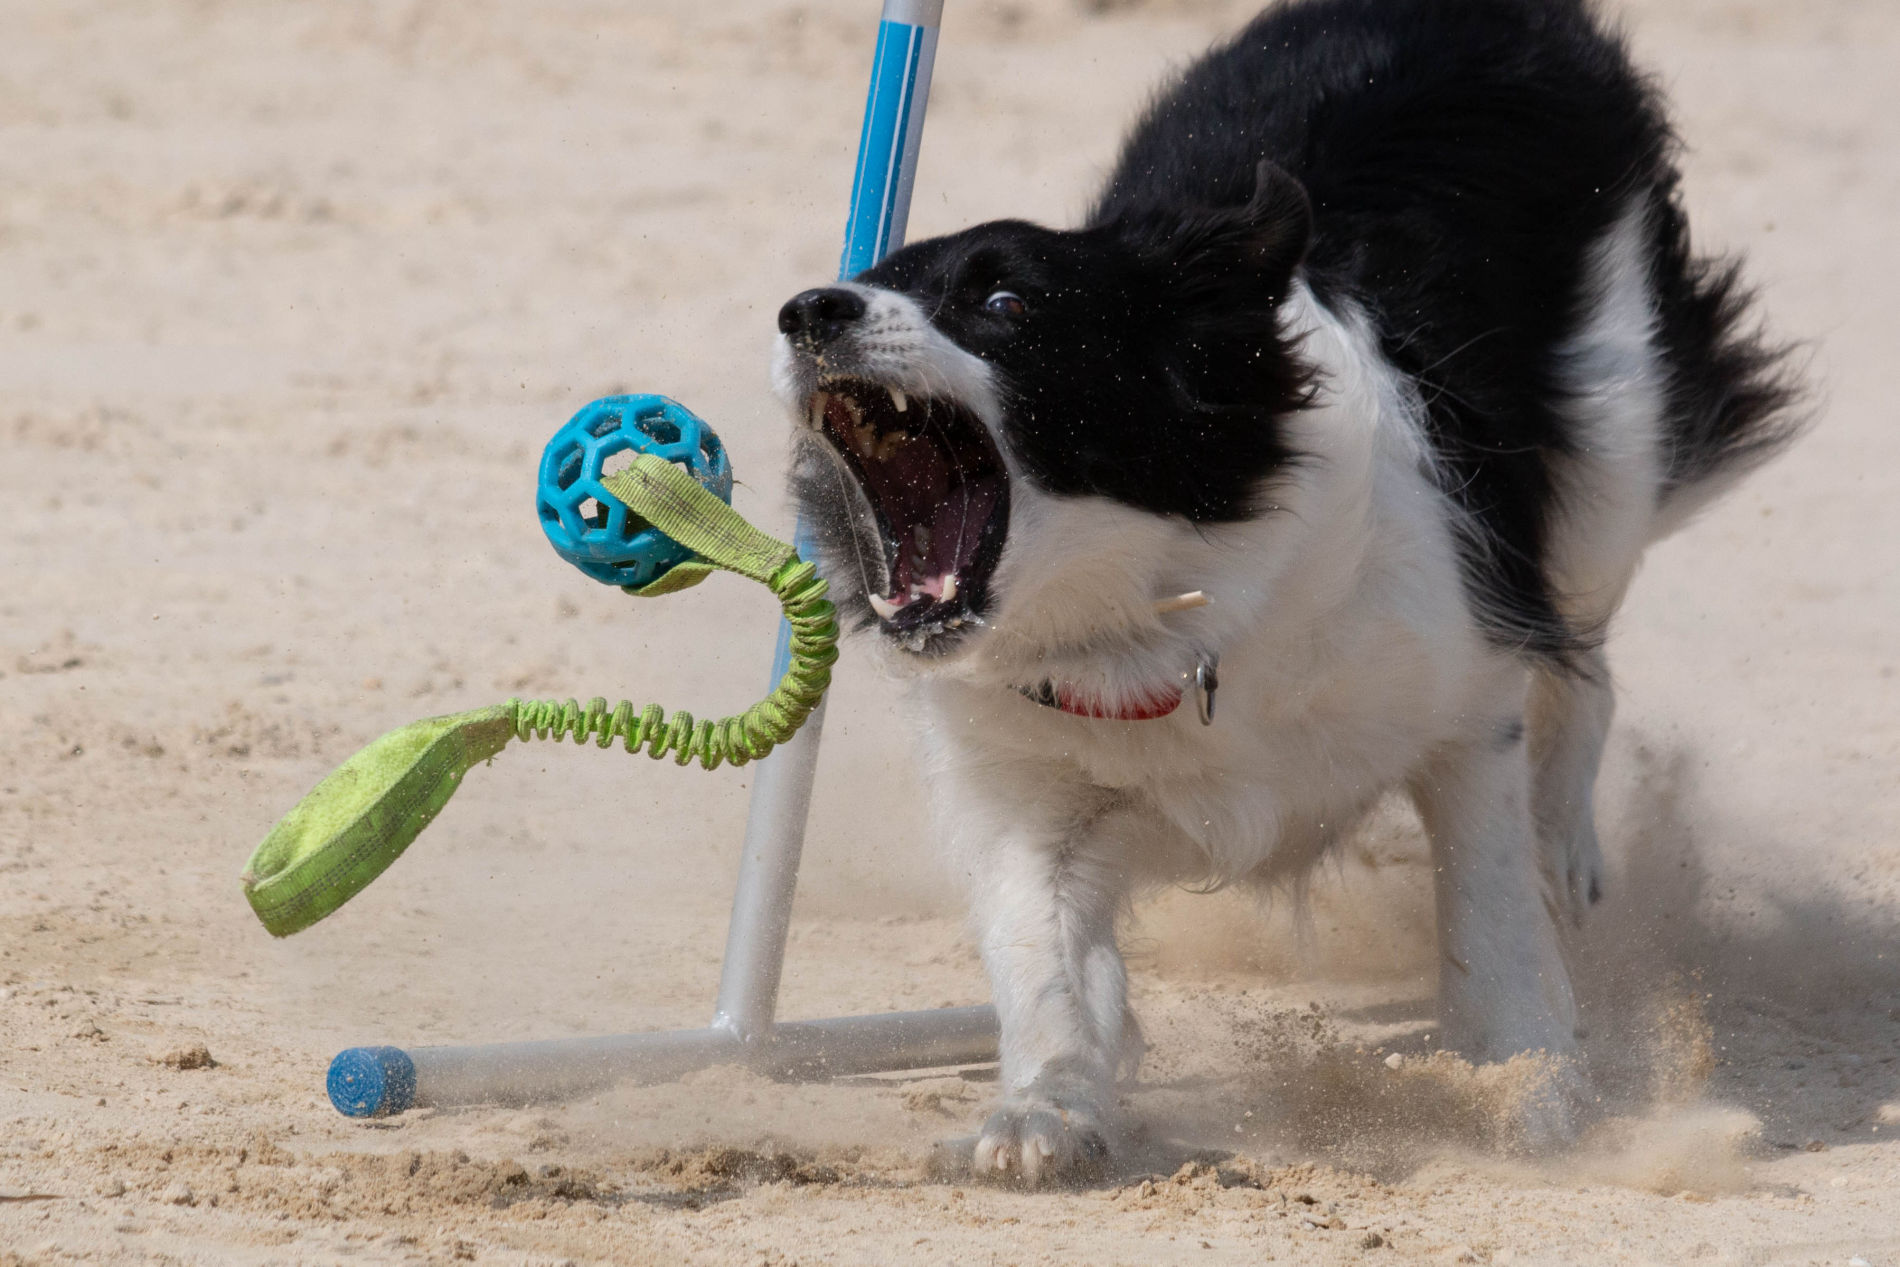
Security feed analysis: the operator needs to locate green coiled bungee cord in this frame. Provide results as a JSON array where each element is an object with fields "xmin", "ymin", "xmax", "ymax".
[
  {"xmin": 510, "ymin": 539, "xmax": 835, "ymax": 768},
  {"xmin": 240, "ymin": 454, "xmax": 839, "ymax": 939}
]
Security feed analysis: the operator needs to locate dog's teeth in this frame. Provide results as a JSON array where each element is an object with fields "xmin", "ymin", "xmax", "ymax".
[
  {"xmin": 940, "ymin": 572, "xmax": 959, "ymax": 602},
  {"xmin": 874, "ymin": 431, "xmax": 909, "ymax": 461},
  {"xmin": 868, "ymin": 593, "xmax": 901, "ymax": 621},
  {"xmin": 889, "ymin": 387, "xmax": 908, "ymax": 413},
  {"xmin": 807, "ymin": 392, "xmax": 827, "ymax": 430}
]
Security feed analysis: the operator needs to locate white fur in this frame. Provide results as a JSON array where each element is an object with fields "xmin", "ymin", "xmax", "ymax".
[
  {"xmin": 775, "ymin": 217, "xmax": 1682, "ymax": 1178},
  {"xmin": 1547, "ymin": 197, "xmax": 1668, "ymax": 626},
  {"xmin": 1531, "ymin": 197, "xmax": 1671, "ymax": 923}
]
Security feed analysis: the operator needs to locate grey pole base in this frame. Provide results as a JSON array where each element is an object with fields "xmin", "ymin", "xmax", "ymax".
[{"xmin": 328, "ymin": 1005, "xmax": 998, "ymax": 1117}]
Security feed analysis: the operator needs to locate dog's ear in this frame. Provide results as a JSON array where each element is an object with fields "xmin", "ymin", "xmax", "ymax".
[
  {"xmin": 1129, "ymin": 160, "xmax": 1313, "ymax": 309},
  {"xmin": 1110, "ymin": 162, "xmax": 1315, "ymax": 416}
]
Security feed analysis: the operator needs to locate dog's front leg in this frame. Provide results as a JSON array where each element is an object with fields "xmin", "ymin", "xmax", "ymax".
[
  {"xmin": 964, "ymin": 811, "xmax": 1133, "ymax": 1185},
  {"xmin": 1410, "ymin": 700, "xmax": 1584, "ymax": 1151}
]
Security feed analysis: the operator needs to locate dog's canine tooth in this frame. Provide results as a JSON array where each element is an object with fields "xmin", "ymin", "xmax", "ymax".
[
  {"xmin": 807, "ymin": 392, "xmax": 827, "ymax": 431},
  {"xmin": 868, "ymin": 593, "xmax": 901, "ymax": 621},
  {"xmin": 890, "ymin": 387, "xmax": 908, "ymax": 413},
  {"xmin": 941, "ymin": 572, "xmax": 959, "ymax": 602}
]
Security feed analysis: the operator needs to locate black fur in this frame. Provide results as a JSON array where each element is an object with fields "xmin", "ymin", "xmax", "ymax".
[
  {"xmin": 1642, "ymin": 174, "xmax": 1805, "ymax": 494},
  {"xmin": 855, "ymin": 0, "xmax": 1798, "ymax": 662}
]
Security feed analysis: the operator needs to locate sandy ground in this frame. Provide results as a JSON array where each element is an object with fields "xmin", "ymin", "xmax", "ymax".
[{"xmin": 4, "ymin": 0, "xmax": 1899, "ymax": 1262}]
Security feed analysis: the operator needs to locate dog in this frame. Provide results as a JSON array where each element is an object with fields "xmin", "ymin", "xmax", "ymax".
[{"xmin": 772, "ymin": 0, "xmax": 1800, "ymax": 1182}]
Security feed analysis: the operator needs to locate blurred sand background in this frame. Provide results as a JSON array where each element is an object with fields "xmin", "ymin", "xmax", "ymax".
[{"xmin": 3, "ymin": 0, "xmax": 1899, "ymax": 1261}]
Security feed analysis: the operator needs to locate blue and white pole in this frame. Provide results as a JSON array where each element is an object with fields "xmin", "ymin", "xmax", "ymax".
[
  {"xmin": 325, "ymin": 0, "xmax": 995, "ymax": 1120},
  {"xmin": 713, "ymin": 0, "xmax": 946, "ymax": 1047},
  {"xmin": 839, "ymin": 0, "xmax": 941, "ymax": 276}
]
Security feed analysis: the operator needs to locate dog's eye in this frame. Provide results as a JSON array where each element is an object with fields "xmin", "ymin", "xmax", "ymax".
[{"xmin": 984, "ymin": 290, "xmax": 1027, "ymax": 317}]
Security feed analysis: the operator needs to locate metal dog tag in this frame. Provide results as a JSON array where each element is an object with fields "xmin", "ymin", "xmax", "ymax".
[{"xmin": 1194, "ymin": 654, "xmax": 1219, "ymax": 726}]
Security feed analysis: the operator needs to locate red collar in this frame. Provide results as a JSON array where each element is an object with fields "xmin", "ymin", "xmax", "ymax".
[{"xmin": 1016, "ymin": 679, "xmax": 1184, "ymax": 721}]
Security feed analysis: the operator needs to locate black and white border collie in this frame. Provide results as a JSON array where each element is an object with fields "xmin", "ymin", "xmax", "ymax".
[{"xmin": 774, "ymin": 0, "xmax": 1800, "ymax": 1181}]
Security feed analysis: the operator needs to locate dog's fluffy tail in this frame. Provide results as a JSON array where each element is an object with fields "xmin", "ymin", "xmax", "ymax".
[{"xmin": 1647, "ymin": 176, "xmax": 1808, "ymax": 533}]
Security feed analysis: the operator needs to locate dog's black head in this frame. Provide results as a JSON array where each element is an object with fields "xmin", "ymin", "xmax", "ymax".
[{"xmin": 775, "ymin": 161, "xmax": 1314, "ymax": 657}]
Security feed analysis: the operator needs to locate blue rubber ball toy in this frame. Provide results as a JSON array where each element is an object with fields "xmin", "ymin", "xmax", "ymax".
[{"xmin": 537, "ymin": 395, "xmax": 734, "ymax": 588}]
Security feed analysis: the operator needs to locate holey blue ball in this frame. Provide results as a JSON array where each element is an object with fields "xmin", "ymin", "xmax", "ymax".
[{"xmin": 536, "ymin": 395, "xmax": 734, "ymax": 588}]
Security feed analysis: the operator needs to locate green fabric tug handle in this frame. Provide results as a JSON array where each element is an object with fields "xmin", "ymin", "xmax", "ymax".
[{"xmin": 240, "ymin": 456, "xmax": 839, "ymax": 938}]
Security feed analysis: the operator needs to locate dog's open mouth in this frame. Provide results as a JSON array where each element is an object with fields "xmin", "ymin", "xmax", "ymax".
[{"xmin": 804, "ymin": 378, "xmax": 1009, "ymax": 645}]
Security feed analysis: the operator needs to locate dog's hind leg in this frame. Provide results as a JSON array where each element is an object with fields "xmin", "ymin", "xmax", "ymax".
[
  {"xmin": 1411, "ymin": 683, "xmax": 1584, "ymax": 1150},
  {"xmin": 963, "ymin": 808, "xmax": 1138, "ymax": 1186},
  {"xmin": 1528, "ymin": 647, "xmax": 1613, "ymax": 926}
]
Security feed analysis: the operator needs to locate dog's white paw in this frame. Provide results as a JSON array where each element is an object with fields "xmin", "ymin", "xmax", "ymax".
[
  {"xmin": 971, "ymin": 1098, "xmax": 1110, "ymax": 1186},
  {"xmin": 1559, "ymin": 828, "xmax": 1605, "ymax": 927},
  {"xmin": 1504, "ymin": 1056, "xmax": 1590, "ymax": 1156},
  {"xmin": 1541, "ymin": 818, "xmax": 1605, "ymax": 928}
]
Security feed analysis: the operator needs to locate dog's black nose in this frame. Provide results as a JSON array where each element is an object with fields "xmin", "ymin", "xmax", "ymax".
[{"xmin": 778, "ymin": 287, "xmax": 866, "ymax": 344}]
